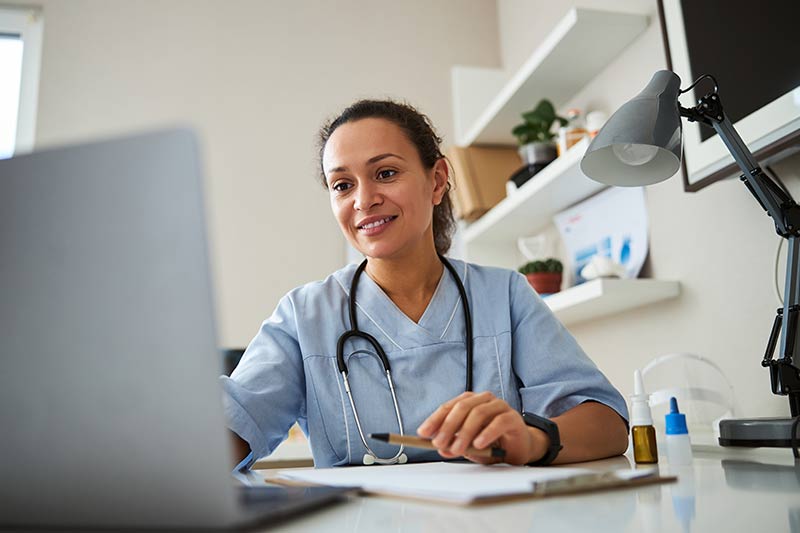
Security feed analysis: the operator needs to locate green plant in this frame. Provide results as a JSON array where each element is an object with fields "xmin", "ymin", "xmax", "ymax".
[
  {"xmin": 518, "ymin": 258, "xmax": 563, "ymax": 275},
  {"xmin": 511, "ymin": 100, "xmax": 568, "ymax": 145}
]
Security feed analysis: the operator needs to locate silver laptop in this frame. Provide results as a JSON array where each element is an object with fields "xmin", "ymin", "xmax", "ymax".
[{"xmin": 0, "ymin": 130, "xmax": 351, "ymax": 529}]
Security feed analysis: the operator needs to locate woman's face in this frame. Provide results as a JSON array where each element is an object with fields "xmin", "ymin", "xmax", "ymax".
[{"xmin": 322, "ymin": 118, "xmax": 448, "ymax": 261}]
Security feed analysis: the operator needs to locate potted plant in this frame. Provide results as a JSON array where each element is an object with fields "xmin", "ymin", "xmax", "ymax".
[
  {"xmin": 518, "ymin": 258, "xmax": 563, "ymax": 295},
  {"xmin": 509, "ymin": 100, "xmax": 568, "ymax": 188}
]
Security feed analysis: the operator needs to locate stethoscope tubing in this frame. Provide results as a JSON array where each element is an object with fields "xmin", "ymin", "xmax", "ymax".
[{"xmin": 337, "ymin": 255, "xmax": 473, "ymax": 464}]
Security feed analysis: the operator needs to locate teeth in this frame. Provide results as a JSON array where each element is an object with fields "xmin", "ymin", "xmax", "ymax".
[{"xmin": 361, "ymin": 217, "xmax": 393, "ymax": 229}]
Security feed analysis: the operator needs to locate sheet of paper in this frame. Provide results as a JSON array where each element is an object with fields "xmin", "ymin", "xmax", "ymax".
[
  {"xmin": 553, "ymin": 186, "xmax": 648, "ymax": 284},
  {"xmin": 273, "ymin": 461, "xmax": 592, "ymax": 504}
]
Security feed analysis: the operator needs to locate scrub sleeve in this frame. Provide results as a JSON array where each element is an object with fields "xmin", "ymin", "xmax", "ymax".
[
  {"xmin": 219, "ymin": 295, "xmax": 307, "ymax": 468},
  {"xmin": 509, "ymin": 271, "xmax": 629, "ymax": 424}
]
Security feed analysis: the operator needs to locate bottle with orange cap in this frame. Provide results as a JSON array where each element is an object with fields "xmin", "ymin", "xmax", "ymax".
[{"xmin": 557, "ymin": 108, "xmax": 588, "ymax": 156}]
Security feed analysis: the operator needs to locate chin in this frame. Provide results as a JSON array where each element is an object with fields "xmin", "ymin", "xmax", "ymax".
[{"xmin": 355, "ymin": 241, "xmax": 404, "ymax": 261}]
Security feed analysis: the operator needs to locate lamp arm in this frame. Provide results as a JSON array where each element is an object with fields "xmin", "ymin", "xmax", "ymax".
[
  {"xmin": 679, "ymin": 99, "xmax": 799, "ymax": 236},
  {"xmin": 681, "ymin": 93, "xmax": 800, "ymax": 414}
]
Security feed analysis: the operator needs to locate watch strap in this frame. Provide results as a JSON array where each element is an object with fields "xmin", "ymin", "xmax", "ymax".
[{"xmin": 522, "ymin": 411, "xmax": 563, "ymax": 466}]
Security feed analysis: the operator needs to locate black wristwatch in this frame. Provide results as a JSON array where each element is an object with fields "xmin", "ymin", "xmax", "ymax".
[{"xmin": 522, "ymin": 411, "xmax": 563, "ymax": 466}]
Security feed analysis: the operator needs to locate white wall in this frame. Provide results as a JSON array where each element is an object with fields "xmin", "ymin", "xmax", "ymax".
[
  {"xmin": 16, "ymin": 0, "xmax": 798, "ymax": 419},
  {"xmin": 497, "ymin": 0, "xmax": 800, "ymax": 418},
  {"xmin": 17, "ymin": 0, "xmax": 500, "ymax": 346}
]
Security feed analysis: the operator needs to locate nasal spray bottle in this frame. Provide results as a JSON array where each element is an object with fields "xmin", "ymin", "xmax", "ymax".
[
  {"xmin": 631, "ymin": 369, "xmax": 658, "ymax": 464},
  {"xmin": 665, "ymin": 397, "xmax": 693, "ymax": 465}
]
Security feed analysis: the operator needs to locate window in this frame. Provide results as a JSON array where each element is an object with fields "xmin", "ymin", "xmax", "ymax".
[{"xmin": 0, "ymin": 7, "xmax": 42, "ymax": 159}]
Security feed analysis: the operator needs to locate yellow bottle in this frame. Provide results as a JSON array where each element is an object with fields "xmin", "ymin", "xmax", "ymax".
[{"xmin": 631, "ymin": 369, "xmax": 658, "ymax": 464}]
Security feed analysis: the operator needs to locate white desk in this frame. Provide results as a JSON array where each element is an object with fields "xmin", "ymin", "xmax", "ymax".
[{"xmin": 254, "ymin": 447, "xmax": 799, "ymax": 532}]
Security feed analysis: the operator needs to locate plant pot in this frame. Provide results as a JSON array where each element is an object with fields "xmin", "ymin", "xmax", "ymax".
[
  {"xmin": 518, "ymin": 141, "xmax": 557, "ymax": 167},
  {"xmin": 512, "ymin": 142, "xmax": 557, "ymax": 188},
  {"xmin": 525, "ymin": 272, "xmax": 562, "ymax": 295}
]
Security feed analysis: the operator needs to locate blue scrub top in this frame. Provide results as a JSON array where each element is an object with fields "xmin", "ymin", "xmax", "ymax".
[{"xmin": 220, "ymin": 258, "xmax": 628, "ymax": 468}]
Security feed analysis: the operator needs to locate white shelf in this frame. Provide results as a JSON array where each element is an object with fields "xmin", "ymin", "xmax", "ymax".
[
  {"xmin": 451, "ymin": 7, "xmax": 672, "ymax": 327},
  {"xmin": 543, "ymin": 278, "xmax": 681, "ymax": 326},
  {"xmin": 462, "ymin": 138, "xmax": 604, "ymax": 265},
  {"xmin": 452, "ymin": 8, "xmax": 648, "ymax": 146}
]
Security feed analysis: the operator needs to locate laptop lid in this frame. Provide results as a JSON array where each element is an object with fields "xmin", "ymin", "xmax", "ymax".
[{"xmin": 0, "ymin": 129, "xmax": 242, "ymax": 528}]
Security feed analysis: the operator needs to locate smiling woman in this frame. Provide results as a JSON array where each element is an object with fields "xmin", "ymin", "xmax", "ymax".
[
  {"xmin": 317, "ymin": 100, "xmax": 456, "ymax": 260},
  {"xmin": 221, "ymin": 99, "xmax": 630, "ymax": 470}
]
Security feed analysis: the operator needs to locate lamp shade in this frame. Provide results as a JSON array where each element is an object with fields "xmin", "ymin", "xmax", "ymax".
[{"xmin": 580, "ymin": 70, "xmax": 683, "ymax": 186}]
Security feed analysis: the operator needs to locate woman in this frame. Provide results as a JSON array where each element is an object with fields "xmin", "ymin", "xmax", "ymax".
[{"xmin": 222, "ymin": 100, "xmax": 629, "ymax": 469}]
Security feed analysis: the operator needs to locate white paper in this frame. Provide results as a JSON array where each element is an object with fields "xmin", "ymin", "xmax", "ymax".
[
  {"xmin": 553, "ymin": 187, "xmax": 648, "ymax": 285},
  {"xmin": 273, "ymin": 461, "xmax": 592, "ymax": 504}
]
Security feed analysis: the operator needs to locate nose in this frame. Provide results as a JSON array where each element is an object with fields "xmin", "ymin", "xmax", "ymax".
[{"xmin": 353, "ymin": 180, "xmax": 381, "ymax": 211}]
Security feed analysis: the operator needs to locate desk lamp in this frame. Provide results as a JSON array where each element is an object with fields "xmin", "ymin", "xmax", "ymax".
[{"xmin": 580, "ymin": 70, "xmax": 800, "ymax": 453}]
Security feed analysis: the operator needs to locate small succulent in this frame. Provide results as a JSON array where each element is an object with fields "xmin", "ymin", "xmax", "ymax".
[
  {"xmin": 511, "ymin": 99, "xmax": 568, "ymax": 145},
  {"xmin": 518, "ymin": 258, "xmax": 563, "ymax": 275}
]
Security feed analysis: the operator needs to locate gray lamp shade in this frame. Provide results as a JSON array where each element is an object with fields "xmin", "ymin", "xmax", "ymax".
[{"xmin": 580, "ymin": 70, "xmax": 683, "ymax": 186}]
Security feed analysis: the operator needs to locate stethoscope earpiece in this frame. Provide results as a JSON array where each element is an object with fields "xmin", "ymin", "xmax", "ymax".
[{"xmin": 362, "ymin": 454, "xmax": 376, "ymax": 466}]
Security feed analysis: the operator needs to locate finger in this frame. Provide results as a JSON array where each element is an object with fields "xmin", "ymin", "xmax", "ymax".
[
  {"xmin": 447, "ymin": 399, "xmax": 509, "ymax": 456},
  {"xmin": 473, "ymin": 411, "xmax": 520, "ymax": 449},
  {"xmin": 436, "ymin": 447, "xmax": 461, "ymax": 459},
  {"xmin": 463, "ymin": 452, "xmax": 500, "ymax": 465},
  {"xmin": 431, "ymin": 391, "xmax": 495, "ymax": 448},
  {"xmin": 416, "ymin": 391, "xmax": 477, "ymax": 437}
]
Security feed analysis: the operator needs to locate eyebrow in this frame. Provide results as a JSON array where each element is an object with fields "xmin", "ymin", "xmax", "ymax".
[{"xmin": 327, "ymin": 153, "xmax": 405, "ymax": 175}]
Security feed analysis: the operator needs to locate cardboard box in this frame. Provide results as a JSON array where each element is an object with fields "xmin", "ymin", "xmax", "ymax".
[{"xmin": 446, "ymin": 145, "xmax": 522, "ymax": 222}]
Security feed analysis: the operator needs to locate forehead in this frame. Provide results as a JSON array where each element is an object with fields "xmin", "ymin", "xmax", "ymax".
[{"xmin": 322, "ymin": 118, "xmax": 417, "ymax": 172}]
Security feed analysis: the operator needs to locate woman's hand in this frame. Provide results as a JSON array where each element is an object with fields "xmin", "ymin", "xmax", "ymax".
[{"xmin": 416, "ymin": 391, "xmax": 547, "ymax": 465}]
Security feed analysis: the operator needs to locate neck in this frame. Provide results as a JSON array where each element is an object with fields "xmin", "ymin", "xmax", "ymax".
[{"xmin": 365, "ymin": 246, "xmax": 444, "ymax": 306}]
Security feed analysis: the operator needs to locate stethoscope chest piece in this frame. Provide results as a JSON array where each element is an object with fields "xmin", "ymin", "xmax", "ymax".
[{"xmin": 363, "ymin": 452, "xmax": 408, "ymax": 466}]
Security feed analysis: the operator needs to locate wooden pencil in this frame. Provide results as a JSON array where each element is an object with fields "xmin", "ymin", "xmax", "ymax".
[{"xmin": 369, "ymin": 433, "xmax": 506, "ymax": 459}]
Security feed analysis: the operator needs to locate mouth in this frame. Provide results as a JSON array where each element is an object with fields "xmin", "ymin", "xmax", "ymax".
[{"xmin": 357, "ymin": 215, "xmax": 398, "ymax": 232}]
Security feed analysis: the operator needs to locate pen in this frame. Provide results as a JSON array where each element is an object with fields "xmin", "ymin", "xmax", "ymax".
[{"xmin": 369, "ymin": 433, "xmax": 506, "ymax": 459}]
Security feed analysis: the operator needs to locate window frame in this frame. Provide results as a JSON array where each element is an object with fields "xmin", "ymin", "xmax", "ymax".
[{"xmin": 0, "ymin": 6, "xmax": 43, "ymax": 155}]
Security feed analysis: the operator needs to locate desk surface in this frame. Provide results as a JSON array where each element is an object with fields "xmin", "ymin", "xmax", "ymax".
[{"xmin": 254, "ymin": 447, "xmax": 799, "ymax": 533}]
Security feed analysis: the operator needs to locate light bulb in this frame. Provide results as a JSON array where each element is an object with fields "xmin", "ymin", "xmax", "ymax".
[{"xmin": 612, "ymin": 143, "xmax": 659, "ymax": 166}]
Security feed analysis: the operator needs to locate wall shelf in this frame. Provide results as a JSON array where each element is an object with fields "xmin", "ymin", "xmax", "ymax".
[
  {"xmin": 451, "ymin": 7, "xmax": 670, "ymax": 327},
  {"xmin": 543, "ymin": 278, "xmax": 681, "ymax": 326},
  {"xmin": 451, "ymin": 8, "xmax": 648, "ymax": 146}
]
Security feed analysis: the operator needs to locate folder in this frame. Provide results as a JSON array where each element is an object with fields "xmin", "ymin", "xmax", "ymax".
[{"xmin": 267, "ymin": 461, "xmax": 675, "ymax": 506}]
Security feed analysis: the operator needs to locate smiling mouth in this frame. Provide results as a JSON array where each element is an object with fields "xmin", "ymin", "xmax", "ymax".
[{"xmin": 358, "ymin": 216, "xmax": 397, "ymax": 230}]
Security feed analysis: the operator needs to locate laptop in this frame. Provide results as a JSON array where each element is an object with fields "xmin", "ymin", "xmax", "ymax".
[{"xmin": 0, "ymin": 129, "xmax": 352, "ymax": 529}]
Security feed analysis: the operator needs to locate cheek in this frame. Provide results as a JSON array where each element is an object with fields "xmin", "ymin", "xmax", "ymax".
[{"xmin": 408, "ymin": 185, "xmax": 435, "ymax": 218}]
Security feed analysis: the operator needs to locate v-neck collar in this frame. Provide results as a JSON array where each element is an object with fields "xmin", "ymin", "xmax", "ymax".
[
  {"xmin": 361, "ymin": 265, "xmax": 445, "ymax": 329},
  {"xmin": 335, "ymin": 258, "xmax": 467, "ymax": 350}
]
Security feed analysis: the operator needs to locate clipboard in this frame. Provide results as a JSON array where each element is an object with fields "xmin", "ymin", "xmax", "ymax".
[{"xmin": 264, "ymin": 462, "xmax": 676, "ymax": 506}]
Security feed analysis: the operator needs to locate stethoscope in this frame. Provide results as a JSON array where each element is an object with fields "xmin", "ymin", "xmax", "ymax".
[{"xmin": 337, "ymin": 254, "xmax": 473, "ymax": 465}]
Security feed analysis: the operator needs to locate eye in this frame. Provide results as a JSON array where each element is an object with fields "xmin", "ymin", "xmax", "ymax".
[
  {"xmin": 331, "ymin": 181, "xmax": 352, "ymax": 193},
  {"xmin": 377, "ymin": 169, "xmax": 397, "ymax": 180}
]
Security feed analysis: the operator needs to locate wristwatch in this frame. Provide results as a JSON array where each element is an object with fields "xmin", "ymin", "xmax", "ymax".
[{"xmin": 522, "ymin": 412, "xmax": 563, "ymax": 466}]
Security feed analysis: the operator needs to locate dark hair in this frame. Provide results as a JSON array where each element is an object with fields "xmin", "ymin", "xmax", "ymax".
[{"xmin": 317, "ymin": 99, "xmax": 456, "ymax": 256}]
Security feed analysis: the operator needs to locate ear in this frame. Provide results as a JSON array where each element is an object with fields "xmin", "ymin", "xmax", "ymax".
[{"xmin": 431, "ymin": 158, "xmax": 449, "ymax": 206}]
